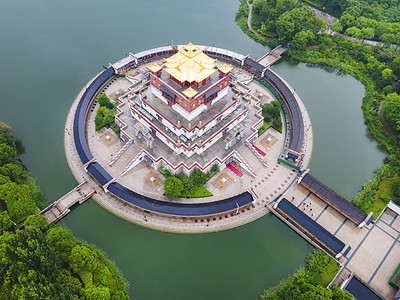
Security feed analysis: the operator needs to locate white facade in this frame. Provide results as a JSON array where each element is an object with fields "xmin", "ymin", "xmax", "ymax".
[{"xmin": 130, "ymin": 105, "xmax": 249, "ymax": 158}]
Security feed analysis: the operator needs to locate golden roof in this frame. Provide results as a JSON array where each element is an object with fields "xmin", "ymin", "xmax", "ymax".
[
  {"xmin": 182, "ymin": 86, "xmax": 198, "ymax": 98},
  {"xmin": 164, "ymin": 43, "xmax": 217, "ymax": 83},
  {"xmin": 147, "ymin": 63, "xmax": 162, "ymax": 73},
  {"xmin": 218, "ymin": 63, "xmax": 233, "ymax": 74}
]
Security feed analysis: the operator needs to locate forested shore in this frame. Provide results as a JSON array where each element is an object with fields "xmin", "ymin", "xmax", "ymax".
[
  {"xmin": 237, "ymin": 0, "xmax": 400, "ymax": 218},
  {"xmin": 0, "ymin": 122, "xmax": 129, "ymax": 299},
  {"xmin": 236, "ymin": 0, "xmax": 400, "ymax": 298}
]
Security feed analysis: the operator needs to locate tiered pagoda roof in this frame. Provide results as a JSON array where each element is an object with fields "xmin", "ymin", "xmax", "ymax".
[
  {"xmin": 164, "ymin": 43, "xmax": 217, "ymax": 83},
  {"xmin": 147, "ymin": 63, "xmax": 162, "ymax": 73},
  {"xmin": 218, "ymin": 63, "xmax": 233, "ymax": 74},
  {"xmin": 182, "ymin": 86, "xmax": 198, "ymax": 98}
]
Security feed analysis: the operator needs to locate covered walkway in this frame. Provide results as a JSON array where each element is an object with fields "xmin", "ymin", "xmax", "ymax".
[
  {"xmin": 345, "ymin": 276, "xmax": 384, "ymax": 300},
  {"xmin": 276, "ymin": 198, "xmax": 347, "ymax": 256},
  {"xmin": 299, "ymin": 173, "xmax": 369, "ymax": 226}
]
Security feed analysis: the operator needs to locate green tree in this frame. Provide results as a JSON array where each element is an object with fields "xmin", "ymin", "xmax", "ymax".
[
  {"xmin": 0, "ymin": 182, "xmax": 30, "ymax": 206},
  {"xmin": 8, "ymin": 195, "xmax": 37, "ymax": 223},
  {"xmin": 0, "ymin": 174, "xmax": 10, "ymax": 185},
  {"xmin": 292, "ymin": 30, "xmax": 309, "ymax": 50},
  {"xmin": 181, "ymin": 175, "xmax": 196, "ymax": 194},
  {"xmin": 0, "ymin": 143, "xmax": 17, "ymax": 166},
  {"xmin": 391, "ymin": 57, "xmax": 400, "ymax": 75},
  {"xmin": 25, "ymin": 214, "xmax": 48, "ymax": 229},
  {"xmin": 330, "ymin": 284, "xmax": 353, "ymax": 300},
  {"xmin": 330, "ymin": 21, "xmax": 343, "ymax": 33},
  {"xmin": 97, "ymin": 94, "xmax": 114, "ymax": 109},
  {"xmin": 84, "ymin": 286, "xmax": 111, "ymax": 300},
  {"xmin": 164, "ymin": 176, "xmax": 184, "ymax": 197},
  {"xmin": 381, "ymin": 33, "xmax": 395, "ymax": 47},
  {"xmin": 382, "ymin": 68, "xmax": 393, "ymax": 81},
  {"xmin": 69, "ymin": 245, "xmax": 97, "ymax": 274},
  {"xmin": 0, "ymin": 211, "xmax": 11, "ymax": 234},
  {"xmin": 339, "ymin": 14, "xmax": 356, "ymax": 28},
  {"xmin": 192, "ymin": 169, "xmax": 207, "ymax": 187},
  {"xmin": 105, "ymin": 115, "xmax": 114, "ymax": 125},
  {"xmin": 0, "ymin": 163, "xmax": 26, "ymax": 183},
  {"xmin": 46, "ymin": 227, "xmax": 78, "ymax": 261},
  {"xmin": 392, "ymin": 177, "xmax": 400, "ymax": 197},
  {"xmin": 0, "ymin": 228, "xmax": 69, "ymax": 299},
  {"xmin": 95, "ymin": 115, "xmax": 106, "ymax": 131},
  {"xmin": 359, "ymin": 27, "xmax": 374, "ymax": 41},
  {"xmin": 302, "ymin": 284, "xmax": 333, "ymax": 299},
  {"xmin": 60, "ymin": 269, "xmax": 83, "ymax": 297},
  {"xmin": 0, "ymin": 122, "xmax": 15, "ymax": 147},
  {"xmin": 357, "ymin": 17, "xmax": 377, "ymax": 30},
  {"xmin": 382, "ymin": 85, "xmax": 393, "ymax": 94},
  {"xmin": 344, "ymin": 26, "xmax": 361, "ymax": 38},
  {"xmin": 304, "ymin": 16, "xmax": 326, "ymax": 35},
  {"xmin": 276, "ymin": 14, "xmax": 295, "ymax": 40}
]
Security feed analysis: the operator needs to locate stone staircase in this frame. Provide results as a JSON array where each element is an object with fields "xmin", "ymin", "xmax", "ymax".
[
  {"xmin": 121, "ymin": 150, "xmax": 145, "ymax": 176},
  {"xmin": 108, "ymin": 139, "xmax": 134, "ymax": 166},
  {"xmin": 232, "ymin": 150, "xmax": 257, "ymax": 177},
  {"xmin": 245, "ymin": 141, "xmax": 269, "ymax": 167}
]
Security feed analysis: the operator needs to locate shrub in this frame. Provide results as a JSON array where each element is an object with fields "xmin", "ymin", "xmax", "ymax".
[
  {"xmin": 158, "ymin": 166, "xmax": 171, "ymax": 178},
  {"xmin": 97, "ymin": 93, "xmax": 114, "ymax": 109},
  {"xmin": 192, "ymin": 169, "xmax": 207, "ymax": 187},
  {"xmin": 392, "ymin": 177, "xmax": 400, "ymax": 197},
  {"xmin": 95, "ymin": 115, "xmax": 105, "ymax": 131},
  {"xmin": 164, "ymin": 177, "xmax": 183, "ymax": 197}
]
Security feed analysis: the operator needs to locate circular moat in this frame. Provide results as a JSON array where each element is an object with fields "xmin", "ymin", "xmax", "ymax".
[{"xmin": 65, "ymin": 44, "xmax": 313, "ymax": 232}]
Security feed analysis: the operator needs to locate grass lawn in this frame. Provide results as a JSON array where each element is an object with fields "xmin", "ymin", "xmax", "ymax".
[
  {"xmin": 258, "ymin": 121, "xmax": 272, "ymax": 136},
  {"xmin": 371, "ymin": 179, "xmax": 399, "ymax": 219},
  {"xmin": 370, "ymin": 197, "xmax": 387, "ymax": 220},
  {"xmin": 319, "ymin": 257, "xmax": 340, "ymax": 287},
  {"xmin": 181, "ymin": 186, "xmax": 213, "ymax": 198},
  {"xmin": 258, "ymin": 120, "xmax": 282, "ymax": 136}
]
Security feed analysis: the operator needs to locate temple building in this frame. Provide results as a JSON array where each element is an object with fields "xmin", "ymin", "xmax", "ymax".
[
  {"xmin": 149, "ymin": 43, "xmax": 232, "ymax": 120},
  {"xmin": 124, "ymin": 43, "xmax": 263, "ymax": 175}
]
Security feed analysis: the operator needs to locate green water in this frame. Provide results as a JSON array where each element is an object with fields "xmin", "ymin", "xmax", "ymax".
[
  {"xmin": 0, "ymin": 0, "xmax": 386, "ymax": 299},
  {"xmin": 272, "ymin": 59, "xmax": 387, "ymax": 199}
]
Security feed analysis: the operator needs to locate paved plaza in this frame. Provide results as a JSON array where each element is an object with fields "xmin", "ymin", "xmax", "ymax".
[
  {"xmin": 64, "ymin": 62, "xmax": 314, "ymax": 232},
  {"xmin": 286, "ymin": 182, "xmax": 400, "ymax": 299}
]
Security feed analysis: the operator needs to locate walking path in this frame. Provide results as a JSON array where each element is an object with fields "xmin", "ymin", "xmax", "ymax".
[
  {"xmin": 246, "ymin": 1, "xmax": 270, "ymax": 41},
  {"xmin": 308, "ymin": 5, "xmax": 399, "ymax": 49},
  {"xmin": 276, "ymin": 178, "xmax": 400, "ymax": 299},
  {"xmin": 246, "ymin": 0, "xmax": 399, "ymax": 49}
]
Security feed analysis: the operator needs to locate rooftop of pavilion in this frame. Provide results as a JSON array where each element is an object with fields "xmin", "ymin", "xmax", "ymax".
[
  {"xmin": 158, "ymin": 65, "xmax": 223, "ymax": 103},
  {"xmin": 163, "ymin": 43, "xmax": 217, "ymax": 83}
]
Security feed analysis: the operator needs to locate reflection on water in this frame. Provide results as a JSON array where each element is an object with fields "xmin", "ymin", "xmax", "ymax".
[
  {"xmin": 273, "ymin": 57, "xmax": 386, "ymax": 199},
  {"xmin": 0, "ymin": 0, "xmax": 387, "ymax": 299}
]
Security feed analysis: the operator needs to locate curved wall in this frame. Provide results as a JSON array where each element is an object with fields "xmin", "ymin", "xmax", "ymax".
[{"xmin": 72, "ymin": 45, "xmax": 305, "ymax": 216}]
